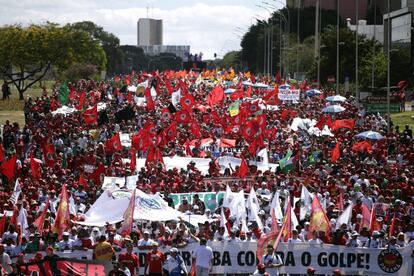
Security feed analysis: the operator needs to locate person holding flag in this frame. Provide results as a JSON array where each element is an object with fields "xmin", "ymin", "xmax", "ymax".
[
  {"xmin": 261, "ymin": 244, "xmax": 283, "ymax": 276},
  {"xmin": 163, "ymin": 247, "xmax": 187, "ymax": 276}
]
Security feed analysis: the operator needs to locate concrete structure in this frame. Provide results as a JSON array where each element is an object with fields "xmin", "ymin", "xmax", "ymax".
[
  {"xmin": 383, "ymin": 0, "xmax": 414, "ymax": 75},
  {"xmin": 347, "ymin": 19, "xmax": 384, "ymax": 44},
  {"xmin": 140, "ymin": 45, "xmax": 190, "ymax": 60},
  {"xmin": 137, "ymin": 18, "xmax": 163, "ymax": 46}
]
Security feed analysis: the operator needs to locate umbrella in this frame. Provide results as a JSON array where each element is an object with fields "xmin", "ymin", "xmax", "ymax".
[
  {"xmin": 224, "ymin": 88, "xmax": 236, "ymax": 94},
  {"xmin": 252, "ymin": 83, "xmax": 269, "ymax": 89},
  {"xmin": 322, "ymin": 105, "xmax": 346, "ymax": 113},
  {"xmin": 355, "ymin": 131, "xmax": 384, "ymax": 140},
  {"xmin": 326, "ymin": 95, "xmax": 346, "ymax": 102},
  {"xmin": 279, "ymin": 84, "xmax": 290, "ymax": 90},
  {"xmin": 306, "ymin": 89, "xmax": 321, "ymax": 97}
]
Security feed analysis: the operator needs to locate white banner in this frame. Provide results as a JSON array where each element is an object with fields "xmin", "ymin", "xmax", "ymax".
[
  {"xmin": 278, "ymin": 88, "xmax": 300, "ymax": 101},
  {"xmin": 22, "ymin": 242, "xmax": 412, "ymax": 275}
]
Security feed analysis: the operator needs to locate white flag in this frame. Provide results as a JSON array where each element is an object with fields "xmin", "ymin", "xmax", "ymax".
[
  {"xmin": 220, "ymin": 207, "xmax": 229, "ymax": 237},
  {"xmin": 171, "ymin": 89, "xmax": 181, "ymax": 107},
  {"xmin": 223, "ymin": 185, "xmax": 234, "ymax": 208},
  {"xmin": 17, "ymin": 207, "xmax": 29, "ymax": 238},
  {"xmin": 9, "ymin": 179, "xmax": 21, "ymax": 205},
  {"xmin": 336, "ymin": 203, "xmax": 353, "ymax": 230},
  {"xmin": 229, "ymin": 190, "xmax": 246, "ymax": 224},
  {"xmin": 69, "ymin": 196, "xmax": 76, "ymax": 216},
  {"xmin": 247, "ymin": 188, "xmax": 263, "ymax": 230},
  {"xmin": 300, "ymin": 185, "xmax": 313, "ymax": 220},
  {"xmin": 270, "ymin": 192, "xmax": 284, "ymax": 221},
  {"xmin": 257, "ymin": 148, "xmax": 269, "ymax": 167}
]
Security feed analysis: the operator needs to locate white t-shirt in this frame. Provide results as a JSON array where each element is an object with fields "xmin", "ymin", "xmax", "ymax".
[
  {"xmin": 261, "ymin": 253, "xmax": 283, "ymax": 276},
  {"xmin": 193, "ymin": 245, "xmax": 213, "ymax": 269},
  {"xmin": 0, "ymin": 252, "xmax": 12, "ymax": 273}
]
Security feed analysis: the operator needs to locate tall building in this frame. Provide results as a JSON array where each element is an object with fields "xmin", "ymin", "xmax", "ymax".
[
  {"xmin": 383, "ymin": 0, "xmax": 414, "ymax": 75},
  {"xmin": 137, "ymin": 18, "xmax": 163, "ymax": 46},
  {"xmin": 287, "ymin": 0, "xmax": 376, "ymax": 24}
]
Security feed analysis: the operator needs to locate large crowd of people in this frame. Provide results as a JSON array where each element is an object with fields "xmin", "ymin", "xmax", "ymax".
[{"xmin": 0, "ymin": 69, "xmax": 413, "ymax": 275}]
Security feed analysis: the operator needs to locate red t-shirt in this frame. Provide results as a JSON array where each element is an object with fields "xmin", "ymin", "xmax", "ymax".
[
  {"xmin": 118, "ymin": 252, "xmax": 139, "ymax": 275},
  {"xmin": 146, "ymin": 250, "xmax": 165, "ymax": 273}
]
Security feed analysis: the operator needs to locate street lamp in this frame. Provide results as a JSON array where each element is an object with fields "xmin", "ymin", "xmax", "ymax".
[
  {"xmin": 254, "ymin": 16, "xmax": 269, "ymax": 76},
  {"xmin": 355, "ymin": 0, "xmax": 359, "ymax": 106},
  {"xmin": 336, "ymin": 0, "xmax": 340, "ymax": 94},
  {"xmin": 386, "ymin": 0, "xmax": 391, "ymax": 132}
]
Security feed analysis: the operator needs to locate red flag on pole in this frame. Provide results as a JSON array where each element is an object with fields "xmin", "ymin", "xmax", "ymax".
[
  {"xmin": 331, "ymin": 142, "xmax": 340, "ymax": 163},
  {"xmin": 389, "ymin": 212, "xmax": 397, "ymax": 237},
  {"xmin": 207, "ymin": 85, "xmax": 225, "ymax": 107},
  {"xmin": 30, "ymin": 154, "xmax": 41, "ymax": 180},
  {"xmin": 52, "ymin": 185, "xmax": 71, "ymax": 239},
  {"xmin": 105, "ymin": 133, "xmax": 122, "ymax": 154},
  {"xmin": 130, "ymin": 148, "xmax": 137, "ymax": 172},
  {"xmin": 369, "ymin": 203, "xmax": 381, "ymax": 234},
  {"xmin": 144, "ymin": 88, "xmax": 155, "ymax": 111},
  {"xmin": 238, "ymin": 158, "xmax": 249, "ymax": 178},
  {"xmin": 78, "ymin": 174, "xmax": 87, "ymax": 189},
  {"xmin": 83, "ymin": 105, "xmax": 98, "ymax": 125},
  {"xmin": 33, "ymin": 200, "xmax": 49, "ymax": 235},
  {"xmin": 120, "ymin": 189, "xmax": 136, "ymax": 237},
  {"xmin": 309, "ymin": 193, "xmax": 331, "ymax": 239},
  {"xmin": 0, "ymin": 155, "xmax": 16, "ymax": 181},
  {"xmin": 331, "ymin": 119, "xmax": 356, "ymax": 131}
]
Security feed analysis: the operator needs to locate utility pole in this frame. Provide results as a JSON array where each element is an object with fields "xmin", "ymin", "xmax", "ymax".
[
  {"xmin": 356, "ymin": 0, "xmax": 359, "ymax": 106},
  {"xmin": 336, "ymin": 0, "xmax": 340, "ymax": 94},
  {"xmin": 315, "ymin": 0, "xmax": 320, "ymax": 86},
  {"xmin": 386, "ymin": 0, "xmax": 391, "ymax": 132},
  {"xmin": 296, "ymin": 0, "xmax": 301, "ymax": 79}
]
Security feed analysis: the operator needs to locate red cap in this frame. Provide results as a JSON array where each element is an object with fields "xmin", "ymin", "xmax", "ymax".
[{"xmin": 257, "ymin": 263, "xmax": 266, "ymax": 270}]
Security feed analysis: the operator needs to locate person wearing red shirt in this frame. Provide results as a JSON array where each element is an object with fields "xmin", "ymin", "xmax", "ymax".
[
  {"xmin": 118, "ymin": 243, "xmax": 139, "ymax": 276},
  {"xmin": 145, "ymin": 242, "xmax": 165, "ymax": 276}
]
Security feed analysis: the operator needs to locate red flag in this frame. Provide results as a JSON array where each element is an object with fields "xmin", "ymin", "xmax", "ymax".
[
  {"xmin": 83, "ymin": 105, "xmax": 98, "ymax": 125},
  {"xmin": 352, "ymin": 141, "xmax": 373, "ymax": 154},
  {"xmin": 275, "ymin": 70, "xmax": 282, "ymax": 85},
  {"xmin": 120, "ymin": 189, "xmax": 136, "ymax": 237},
  {"xmin": 131, "ymin": 130, "xmax": 153, "ymax": 151},
  {"xmin": 246, "ymin": 85, "xmax": 252, "ymax": 98},
  {"xmin": 238, "ymin": 158, "xmax": 249, "ymax": 178},
  {"xmin": 369, "ymin": 203, "xmax": 381, "ymax": 234},
  {"xmin": 275, "ymin": 197, "xmax": 292, "ymax": 248},
  {"xmin": 230, "ymin": 89, "xmax": 244, "ymax": 101},
  {"xmin": 336, "ymin": 191, "xmax": 344, "ymax": 212},
  {"xmin": 161, "ymin": 108, "xmax": 172, "ymax": 122},
  {"xmin": 30, "ymin": 154, "xmax": 41, "ymax": 180},
  {"xmin": 331, "ymin": 119, "xmax": 355, "ymax": 131},
  {"xmin": 241, "ymin": 120, "xmax": 257, "ymax": 141},
  {"xmin": 281, "ymin": 109, "xmax": 297, "ymax": 121},
  {"xmin": 175, "ymin": 109, "xmax": 191, "ymax": 124},
  {"xmin": 0, "ymin": 155, "xmax": 16, "ymax": 181},
  {"xmin": 76, "ymin": 92, "xmax": 86, "ymax": 111},
  {"xmin": 78, "ymin": 174, "xmax": 87, "ymax": 189},
  {"xmin": 189, "ymin": 120, "xmax": 202, "ymax": 138},
  {"xmin": 145, "ymin": 146, "xmax": 164, "ymax": 166},
  {"xmin": 52, "ymin": 185, "xmax": 71, "ymax": 239},
  {"xmin": 219, "ymin": 138, "xmax": 236, "ymax": 148},
  {"xmin": 309, "ymin": 193, "xmax": 331, "ymax": 239},
  {"xmin": 207, "ymin": 85, "xmax": 225, "ymax": 107},
  {"xmin": 164, "ymin": 122, "xmax": 177, "ymax": 140},
  {"xmin": 144, "ymin": 88, "xmax": 155, "ymax": 111},
  {"xmin": 185, "ymin": 143, "xmax": 193, "ymax": 157},
  {"xmin": 130, "ymin": 148, "xmax": 136, "ymax": 172},
  {"xmin": 33, "ymin": 200, "xmax": 49, "ymax": 235},
  {"xmin": 262, "ymin": 87, "xmax": 280, "ymax": 105},
  {"xmin": 0, "ymin": 214, "xmax": 6, "ymax": 237},
  {"xmin": 331, "ymin": 142, "xmax": 340, "ymax": 163},
  {"xmin": 43, "ymin": 144, "xmax": 55, "ymax": 168},
  {"xmin": 90, "ymin": 163, "xmax": 105, "ymax": 185},
  {"xmin": 389, "ymin": 212, "xmax": 396, "ymax": 237},
  {"xmin": 180, "ymin": 94, "xmax": 195, "ymax": 110},
  {"xmin": 9, "ymin": 206, "xmax": 18, "ymax": 229},
  {"xmin": 105, "ymin": 133, "xmax": 122, "ymax": 154}
]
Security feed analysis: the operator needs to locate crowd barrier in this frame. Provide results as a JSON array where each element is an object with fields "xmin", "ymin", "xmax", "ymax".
[{"xmin": 21, "ymin": 242, "xmax": 412, "ymax": 275}]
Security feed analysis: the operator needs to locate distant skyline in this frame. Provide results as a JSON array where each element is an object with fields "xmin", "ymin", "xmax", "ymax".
[{"xmin": 0, "ymin": 0, "xmax": 287, "ymax": 59}]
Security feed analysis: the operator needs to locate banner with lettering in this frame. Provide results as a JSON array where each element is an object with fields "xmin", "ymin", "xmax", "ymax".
[
  {"xmin": 22, "ymin": 258, "xmax": 113, "ymax": 276},
  {"xmin": 278, "ymin": 89, "xmax": 300, "ymax": 101},
  {"xmin": 168, "ymin": 191, "xmax": 225, "ymax": 210},
  {"xmin": 22, "ymin": 242, "xmax": 412, "ymax": 275}
]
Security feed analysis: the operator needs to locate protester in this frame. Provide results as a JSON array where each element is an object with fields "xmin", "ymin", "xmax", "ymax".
[
  {"xmin": 192, "ymin": 237, "xmax": 213, "ymax": 276},
  {"xmin": 0, "ymin": 70, "xmax": 411, "ymax": 275},
  {"xmin": 145, "ymin": 242, "xmax": 165, "ymax": 276},
  {"xmin": 162, "ymin": 247, "xmax": 187, "ymax": 276}
]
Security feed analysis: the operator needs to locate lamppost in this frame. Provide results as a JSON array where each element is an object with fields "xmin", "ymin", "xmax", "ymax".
[
  {"xmin": 386, "ymin": 0, "xmax": 391, "ymax": 132},
  {"xmin": 355, "ymin": 0, "xmax": 359, "ymax": 106},
  {"xmin": 296, "ymin": 0, "xmax": 301, "ymax": 79},
  {"xmin": 372, "ymin": 0, "xmax": 377, "ymax": 90},
  {"xmin": 336, "ymin": 0, "xmax": 340, "ymax": 94},
  {"xmin": 254, "ymin": 16, "xmax": 269, "ymax": 76}
]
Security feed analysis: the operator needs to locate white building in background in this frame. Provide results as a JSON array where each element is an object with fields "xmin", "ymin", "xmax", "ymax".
[
  {"xmin": 137, "ymin": 18, "xmax": 163, "ymax": 46},
  {"xmin": 137, "ymin": 17, "xmax": 190, "ymax": 60},
  {"xmin": 347, "ymin": 19, "xmax": 384, "ymax": 44}
]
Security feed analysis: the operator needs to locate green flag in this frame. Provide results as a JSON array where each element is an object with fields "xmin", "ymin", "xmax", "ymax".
[
  {"xmin": 228, "ymin": 101, "xmax": 240, "ymax": 117},
  {"xmin": 59, "ymin": 82, "xmax": 69, "ymax": 105},
  {"xmin": 279, "ymin": 149, "xmax": 294, "ymax": 173}
]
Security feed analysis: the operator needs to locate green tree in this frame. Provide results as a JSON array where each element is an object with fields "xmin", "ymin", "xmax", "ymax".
[
  {"xmin": 218, "ymin": 51, "xmax": 242, "ymax": 70},
  {"xmin": 0, "ymin": 23, "xmax": 106, "ymax": 99},
  {"xmin": 307, "ymin": 26, "xmax": 384, "ymax": 89},
  {"xmin": 67, "ymin": 21, "xmax": 122, "ymax": 76}
]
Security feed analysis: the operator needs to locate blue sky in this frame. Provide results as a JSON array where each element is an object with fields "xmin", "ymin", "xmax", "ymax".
[{"xmin": 0, "ymin": 0, "xmax": 287, "ymax": 59}]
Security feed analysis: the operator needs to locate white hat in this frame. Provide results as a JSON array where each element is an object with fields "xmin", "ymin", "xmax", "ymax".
[
  {"xmin": 356, "ymin": 214, "xmax": 363, "ymax": 219},
  {"xmin": 92, "ymin": 227, "xmax": 100, "ymax": 232},
  {"xmin": 62, "ymin": 232, "xmax": 70, "ymax": 236},
  {"xmin": 144, "ymin": 230, "xmax": 150, "ymax": 235},
  {"xmin": 170, "ymin": 247, "xmax": 179, "ymax": 253}
]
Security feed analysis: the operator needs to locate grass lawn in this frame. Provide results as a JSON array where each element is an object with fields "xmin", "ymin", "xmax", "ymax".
[
  {"xmin": 391, "ymin": 110, "xmax": 414, "ymax": 130},
  {"xmin": 0, "ymin": 81, "xmax": 50, "ymax": 126}
]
